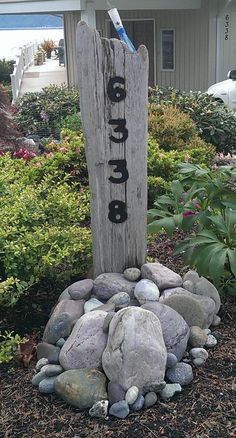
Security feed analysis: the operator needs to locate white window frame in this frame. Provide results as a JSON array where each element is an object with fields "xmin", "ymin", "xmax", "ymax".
[{"xmin": 161, "ymin": 28, "xmax": 175, "ymax": 71}]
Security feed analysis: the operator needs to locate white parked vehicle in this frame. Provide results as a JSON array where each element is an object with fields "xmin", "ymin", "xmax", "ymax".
[{"xmin": 207, "ymin": 70, "xmax": 236, "ymax": 110}]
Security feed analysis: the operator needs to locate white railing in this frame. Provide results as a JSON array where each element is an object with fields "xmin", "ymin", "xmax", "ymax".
[{"xmin": 10, "ymin": 42, "xmax": 38, "ymax": 103}]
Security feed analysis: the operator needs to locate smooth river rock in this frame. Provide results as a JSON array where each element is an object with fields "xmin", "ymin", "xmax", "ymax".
[
  {"xmin": 59, "ymin": 310, "xmax": 107, "ymax": 370},
  {"xmin": 54, "ymin": 369, "xmax": 107, "ymax": 409},
  {"xmin": 141, "ymin": 262, "xmax": 182, "ymax": 290},
  {"xmin": 134, "ymin": 279, "xmax": 160, "ymax": 305},
  {"xmin": 183, "ymin": 271, "xmax": 221, "ymax": 314},
  {"xmin": 43, "ymin": 299, "xmax": 84, "ymax": 344},
  {"xmin": 102, "ymin": 307, "xmax": 167, "ymax": 392},
  {"xmin": 68, "ymin": 279, "xmax": 93, "ymax": 301},
  {"xmin": 141, "ymin": 302, "xmax": 189, "ymax": 361},
  {"xmin": 93, "ymin": 273, "xmax": 136, "ymax": 301},
  {"xmin": 166, "ymin": 363, "xmax": 193, "ymax": 386},
  {"xmin": 123, "ymin": 268, "xmax": 141, "ymax": 282}
]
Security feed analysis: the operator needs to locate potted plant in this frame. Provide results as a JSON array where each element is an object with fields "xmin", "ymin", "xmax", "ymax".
[{"xmin": 40, "ymin": 39, "xmax": 55, "ymax": 59}]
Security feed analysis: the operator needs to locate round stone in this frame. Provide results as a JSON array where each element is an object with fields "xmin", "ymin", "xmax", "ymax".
[
  {"xmin": 41, "ymin": 364, "xmax": 64, "ymax": 377},
  {"xmin": 189, "ymin": 326, "xmax": 208, "ymax": 348},
  {"xmin": 166, "ymin": 363, "xmax": 193, "ymax": 386},
  {"xmin": 189, "ymin": 348, "xmax": 208, "ymax": 361},
  {"xmin": 134, "ymin": 279, "xmax": 160, "ymax": 305},
  {"xmin": 109, "ymin": 400, "xmax": 129, "ymax": 419},
  {"xmin": 211, "ymin": 315, "xmax": 221, "ymax": 327},
  {"xmin": 108, "ymin": 292, "xmax": 130, "ymax": 310},
  {"xmin": 144, "ymin": 392, "xmax": 157, "ymax": 408},
  {"xmin": 89, "ymin": 400, "xmax": 109, "ymax": 419},
  {"xmin": 166, "ymin": 353, "xmax": 178, "ymax": 369},
  {"xmin": 32, "ymin": 369, "xmax": 46, "ymax": 386},
  {"xmin": 68, "ymin": 279, "xmax": 93, "ymax": 301},
  {"xmin": 125, "ymin": 386, "xmax": 139, "ymax": 405},
  {"xmin": 193, "ymin": 358, "xmax": 207, "ymax": 367},
  {"xmin": 130, "ymin": 395, "xmax": 145, "ymax": 411},
  {"xmin": 35, "ymin": 357, "xmax": 48, "ymax": 372},
  {"xmin": 38, "ymin": 377, "xmax": 56, "ymax": 393},
  {"xmin": 123, "ymin": 268, "xmax": 141, "ymax": 282},
  {"xmin": 160, "ymin": 383, "xmax": 182, "ymax": 401},
  {"xmin": 84, "ymin": 297, "xmax": 104, "ymax": 313},
  {"xmin": 205, "ymin": 334, "xmax": 217, "ymax": 348},
  {"xmin": 56, "ymin": 338, "xmax": 66, "ymax": 348}
]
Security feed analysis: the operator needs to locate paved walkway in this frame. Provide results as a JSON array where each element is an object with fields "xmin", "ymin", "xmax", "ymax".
[{"xmin": 19, "ymin": 57, "xmax": 67, "ymax": 95}]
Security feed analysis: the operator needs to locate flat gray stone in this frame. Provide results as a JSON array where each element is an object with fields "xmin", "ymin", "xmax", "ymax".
[
  {"xmin": 162, "ymin": 294, "xmax": 213, "ymax": 329},
  {"xmin": 189, "ymin": 348, "xmax": 208, "ymax": 361},
  {"xmin": 141, "ymin": 263, "xmax": 182, "ymax": 290},
  {"xmin": 166, "ymin": 353, "xmax": 178, "ymax": 369},
  {"xmin": 102, "ymin": 307, "xmax": 167, "ymax": 392},
  {"xmin": 189, "ymin": 326, "xmax": 208, "ymax": 348},
  {"xmin": 32, "ymin": 370, "xmax": 46, "ymax": 386},
  {"xmin": 38, "ymin": 377, "xmax": 56, "ymax": 394},
  {"xmin": 91, "ymin": 302, "xmax": 115, "ymax": 313},
  {"xmin": 54, "ymin": 369, "xmax": 107, "ymax": 409},
  {"xmin": 144, "ymin": 392, "xmax": 157, "ymax": 408},
  {"xmin": 93, "ymin": 273, "xmax": 136, "ymax": 301},
  {"xmin": 142, "ymin": 302, "xmax": 189, "ymax": 361},
  {"xmin": 58, "ymin": 288, "xmax": 71, "ymax": 302},
  {"xmin": 161, "ymin": 287, "xmax": 216, "ymax": 328},
  {"xmin": 37, "ymin": 343, "xmax": 60, "ymax": 361},
  {"xmin": 56, "ymin": 338, "xmax": 66, "ymax": 348},
  {"xmin": 211, "ymin": 315, "xmax": 221, "ymax": 327},
  {"xmin": 43, "ymin": 299, "xmax": 84, "ymax": 344},
  {"xmin": 68, "ymin": 279, "xmax": 93, "ymax": 300},
  {"xmin": 166, "ymin": 363, "xmax": 193, "ymax": 386},
  {"xmin": 59, "ymin": 310, "xmax": 107, "ymax": 370},
  {"xmin": 89, "ymin": 400, "xmax": 109, "ymax": 419},
  {"xmin": 108, "ymin": 292, "xmax": 130, "ymax": 310},
  {"xmin": 134, "ymin": 279, "xmax": 160, "ymax": 305},
  {"xmin": 183, "ymin": 272, "xmax": 221, "ymax": 314},
  {"xmin": 41, "ymin": 364, "xmax": 64, "ymax": 377},
  {"xmin": 103, "ymin": 312, "xmax": 115, "ymax": 333},
  {"xmin": 205, "ymin": 334, "xmax": 217, "ymax": 348},
  {"xmin": 108, "ymin": 382, "xmax": 125, "ymax": 406},
  {"xmin": 109, "ymin": 400, "xmax": 129, "ymax": 419},
  {"xmin": 123, "ymin": 268, "xmax": 141, "ymax": 282},
  {"xmin": 84, "ymin": 297, "xmax": 103, "ymax": 313},
  {"xmin": 160, "ymin": 383, "xmax": 182, "ymax": 401}
]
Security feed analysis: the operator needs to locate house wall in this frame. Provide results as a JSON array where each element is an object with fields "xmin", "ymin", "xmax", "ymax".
[
  {"xmin": 215, "ymin": 0, "xmax": 236, "ymax": 82},
  {"xmin": 64, "ymin": 11, "xmax": 81, "ymax": 87},
  {"xmin": 96, "ymin": 5, "xmax": 211, "ymax": 92}
]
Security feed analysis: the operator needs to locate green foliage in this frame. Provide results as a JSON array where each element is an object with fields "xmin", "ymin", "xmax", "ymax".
[
  {"xmin": 55, "ymin": 113, "xmax": 82, "ymax": 135},
  {"xmin": 147, "ymin": 176, "xmax": 170, "ymax": 208},
  {"xmin": 0, "ymin": 58, "xmax": 14, "ymax": 84},
  {"xmin": 148, "ymin": 163, "xmax": 236, "ymax": 294},
  {"xmin": 14, "ymin": 85, "xmax": 80, "ymax": 138},
  {"xmin": 0, "ymin": 142, "xmax": 92, "ymax": 308},
  {"xmin": 149, "ymin": 86, "xmax": 236, "ymax": 155},
  {"xmin": 0, "ymin": 331, "xmax": 22, "ymax": 364}
]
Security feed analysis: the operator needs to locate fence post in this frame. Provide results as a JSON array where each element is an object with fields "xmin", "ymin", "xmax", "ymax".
[{"xmin": 77, "ymin": 22, "xmax": 149, "ymax": 277}]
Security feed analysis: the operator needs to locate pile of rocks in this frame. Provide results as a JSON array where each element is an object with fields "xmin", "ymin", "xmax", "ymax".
[{"xmin": 32, "ymin": 263, "xmax": 221, "ymax": 419}]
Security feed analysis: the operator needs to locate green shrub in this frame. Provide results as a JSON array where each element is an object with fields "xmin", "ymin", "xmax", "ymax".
[
  {"xmin": 0, "ymin": 331, "xmax": 22, "ymax": 364},
  {"xmin": 14, "ymin": 84, "xmax": 80, "ymax": 138},
  {"xmin": 0, "ymin": 58, "xmax": 15, "ymax": 84},
  {"xmin": 0, "ymin": 151, "xmax": 91, "ymax": 308},
  {"xmin": 148, "ymin": 163, "xmax": 236, "ymax": 294},
  {"xmin": 147, "ymin": 176, "xmax": 170, "ymax": 208},
  {"xmin": 55, "ymin": 112, "xmax": 82, "ymax": 136},
  {"xmin": 149, "ymin": 86, "xmax": 236, "ymax": 155}
]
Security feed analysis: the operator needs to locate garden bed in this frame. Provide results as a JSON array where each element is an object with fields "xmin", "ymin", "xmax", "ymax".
[{"xmin": 1, "ymin": 232, "xmax": 235, "ymax": 438}]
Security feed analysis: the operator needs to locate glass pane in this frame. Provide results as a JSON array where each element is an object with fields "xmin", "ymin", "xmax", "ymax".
[{"xmin": 162, "ymin": 30, "xmax": 174, "ymax": 70}]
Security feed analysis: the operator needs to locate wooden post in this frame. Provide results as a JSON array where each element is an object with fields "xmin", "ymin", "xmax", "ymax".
[{"xmin": 76, "ymin": 22, "xmax": 149, "ymax": 277}]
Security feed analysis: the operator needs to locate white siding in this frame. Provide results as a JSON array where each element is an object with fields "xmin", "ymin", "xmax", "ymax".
[
  {"xmin": 216, "ymin": 0, "xmax": 236, "ymax": 82},
  {"xmin": 96, "ymin": 4, "xmax": 210, "ymax": 91}
]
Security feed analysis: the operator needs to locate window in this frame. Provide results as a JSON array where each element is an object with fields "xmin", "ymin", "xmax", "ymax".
[{"xmin": 161, "ymin": 29, "xmax": 175, "ymax": 71}]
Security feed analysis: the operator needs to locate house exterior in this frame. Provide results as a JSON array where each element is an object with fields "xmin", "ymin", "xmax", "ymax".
[{"xmin": 0, "ymin": 0, "xmax": 236, "ymax": 92}]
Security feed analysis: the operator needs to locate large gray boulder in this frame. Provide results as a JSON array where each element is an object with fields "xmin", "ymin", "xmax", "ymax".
[
  {"xmin": 141, "ymin": 263, "xmax": 182, "ymax": 290},
  {"xmin": 162, "ymin": 290, "xmax": 215, "ymax": 328},
  {"xmin": 93, "ymin": 273, "xmax": 136, "ymax": 301},
  {"xmin": 54, "ymin": 369, "xmax": 107, "ymax": 409},
  {"xmin": 160, "ymin": 287, "xmax": 215, "ymax": 328},
  {"xmin": 141, "ymin": 302, "xmax": 189, "ymax": 360},
  {"xmin": 59, "ymin": 310, "xmax": 107, "ymax": 370},
  {"xmin": 102, "ymin": 307, "xmax": 167, "ymax": 392},
  {"xmin": 43, "ymin": 299, "xmax": 84, "ymax": 344},
  {"xmin": 183, "ymin": 271, "xmax": 221, "ymax": 314}
]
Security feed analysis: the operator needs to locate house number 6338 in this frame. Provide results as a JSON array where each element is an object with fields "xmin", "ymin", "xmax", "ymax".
[{"xmin": 107, "ymin": 76, "xmax": 129, "ymax": 224}]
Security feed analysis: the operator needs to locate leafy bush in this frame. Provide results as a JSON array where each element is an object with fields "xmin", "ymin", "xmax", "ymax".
[
  {"xmin": 55, "ymin": 113, "xmax": 82, "ymax": 136},
  {"xmin": 0, "ymin": 148, "xmax": 91, "ymax": 308},
  {"xmin": 148, "ymin": 163, "xmax": 236, "ymax": 294},
  {"xmin": 149, "ymin": 86, "xmax": 236, "ymax": 155},
  {"xmin": 0, "ymin": 58, "xmax": 15, "ymax": 84},
  {"xmin": 14, "ymin": 85, "xmax": 80, "ymax": 138},
  {"xmin": 0, "ymin": 83, "xmax": 21, "ymax": 150},
  {"xmin": 0, "ymin": 331, "xmax": 22, "ymax": 364}
]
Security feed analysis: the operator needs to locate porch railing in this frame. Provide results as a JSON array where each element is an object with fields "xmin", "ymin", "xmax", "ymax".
[{"xmin": 10, "ymin": 42, "xmax": 38, "ymax": 103}]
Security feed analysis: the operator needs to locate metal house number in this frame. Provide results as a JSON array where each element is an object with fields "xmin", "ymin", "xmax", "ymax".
[{"xmin": 107, "ymin": 76, "xmax": 129, "ymax": 224}]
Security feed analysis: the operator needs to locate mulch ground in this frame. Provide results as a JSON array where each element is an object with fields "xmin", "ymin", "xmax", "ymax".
[{"xmin": 1, "ymin": 232, "xmax": 236, "ymax": 438}]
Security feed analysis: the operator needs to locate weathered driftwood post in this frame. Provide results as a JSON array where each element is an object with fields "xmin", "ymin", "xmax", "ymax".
[{"xmin": 77, "ymin": 22, "xmax": 149, "ymax": 277}]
